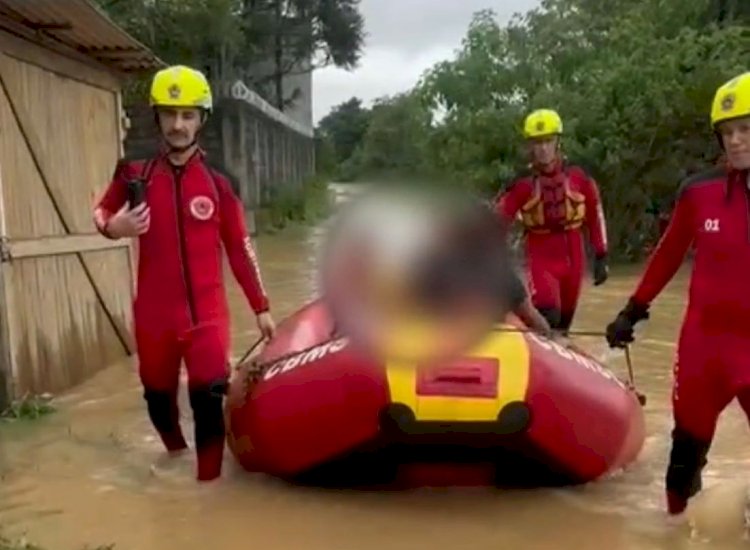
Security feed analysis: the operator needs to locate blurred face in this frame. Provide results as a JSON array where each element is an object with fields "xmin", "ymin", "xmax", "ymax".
[
  {"xmin": 527, "ymin": 135, "xmax": 559, "ymax": 167},
  {"xmin": 717, "ymin": 116, "xmax": 750, "ymax": 170},
  {"xmin": 157, "ymin": 107, "xmax": 202, "ymax": 150}
]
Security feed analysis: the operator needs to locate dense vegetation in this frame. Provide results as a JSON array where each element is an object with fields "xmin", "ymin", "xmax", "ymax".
[
  {"xmin": 316, "ymin": 0, "xmax": 749, "ymax": 259},
  {"xmin": 95, "ymin": 0, "xmax": 365, "ymax": 111}
]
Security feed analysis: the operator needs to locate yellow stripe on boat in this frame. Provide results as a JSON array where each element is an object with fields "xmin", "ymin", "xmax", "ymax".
[{"xmin": 385, "ymin": 323, "xmax": 530, "ymax": 422}]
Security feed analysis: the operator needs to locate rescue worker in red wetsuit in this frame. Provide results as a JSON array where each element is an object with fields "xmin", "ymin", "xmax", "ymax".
[
  {"xmin": 93, "ymin": 65, "xmax": 276, "ymax": 482},
  {"xmin": 606, "ymin": 71, "xmax": 750, "ymax": 516},
  {"xmin": 494, "ymin": 109, "xmax": 609, "ymax": 334}
]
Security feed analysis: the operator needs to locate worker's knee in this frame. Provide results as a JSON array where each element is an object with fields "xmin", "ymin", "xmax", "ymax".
[
  {"xmin": 184, "ymin": 324, "xmax": 230, "ymax": 388},
  {"xmin": 189, "ymin": 380, "xmax": 227, "ymax": 448}
]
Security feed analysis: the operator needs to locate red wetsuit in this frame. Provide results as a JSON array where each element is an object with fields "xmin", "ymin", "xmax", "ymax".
[
  {"xmin": 627, "ymin": 166, "xmax": 750, "ymax": 512},
  {"xmin": 93, "ymin": 148, "xmax": 270, "ymax": 481},
  {"xmin": 494, "ymin": 160, "xmax": 608, "ymax": 330}
]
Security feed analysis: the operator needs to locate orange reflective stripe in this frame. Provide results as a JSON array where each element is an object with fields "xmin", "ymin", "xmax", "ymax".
[
  {"xmin": 518, "ymin": 173, "xmax": 587, "ymax": 232},
  {"xmin": 520, "ymin": 179, "xmax": 544, "ymax": 228}
]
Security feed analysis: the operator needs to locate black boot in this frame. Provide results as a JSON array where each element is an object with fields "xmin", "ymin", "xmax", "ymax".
[
  {"xmin": 189, "ymin": 379, "xmax": 228, "ymax": 481},
  {"xmin": 143, "ymin": 389, "xmax": 188, "ymax": 452},
  {"xmin": 665, "ymin": 427, "xmax": 711, "ymax": 515}
]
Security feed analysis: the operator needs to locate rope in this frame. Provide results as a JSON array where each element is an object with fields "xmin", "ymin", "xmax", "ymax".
[
  {"xmin": 232, "ymin": 335, "xmax": 266, "ymax": 370},
  {"xmin": 232, "ymin": 325, "xmax": 646, "ymax": 406},
  {"xmin": 624, "ymin": 344, "xmax": 646, "ymax": 405}
]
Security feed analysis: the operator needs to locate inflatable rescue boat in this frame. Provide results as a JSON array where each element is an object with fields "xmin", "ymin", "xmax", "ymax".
[{"xmin": 226, "ymin": 299, "xmax": 646, "ymax": 488}]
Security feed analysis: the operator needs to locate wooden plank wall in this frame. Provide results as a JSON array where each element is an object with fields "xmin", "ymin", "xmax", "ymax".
[{"xmin": 0, "ymin": 31, "xmax": 135, "ymax": 404}]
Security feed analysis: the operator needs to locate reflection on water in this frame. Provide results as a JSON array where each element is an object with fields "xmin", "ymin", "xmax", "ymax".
[{"xmin": 1, "ymin": 183, "xmax": 748, "ymax": 549}]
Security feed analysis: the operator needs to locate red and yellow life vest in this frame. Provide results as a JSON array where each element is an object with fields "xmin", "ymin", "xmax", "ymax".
[{"xmin": 518, "ymin": 174, "xmax": 586, "ymax": 233}]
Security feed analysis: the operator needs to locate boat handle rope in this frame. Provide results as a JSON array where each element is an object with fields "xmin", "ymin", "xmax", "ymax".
[
  {"xmin": 233, "ymin": 335, "xmax": 266, "ymax": 370},
  {"xmin": 493, "ymin": 326, "xmax": 646, "ymax": 406},
  {"xmin": 623, "ymin": 344, "xmax": 646, "ymax": 405},
  {"xmin": 233, "ymin": 327, "xmax": 646, "ymax": 406}
]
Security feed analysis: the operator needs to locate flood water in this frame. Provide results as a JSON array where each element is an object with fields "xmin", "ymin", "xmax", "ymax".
[{"xmin": 1, "ymin": 184, "xmax": 749, "ymax": 549}]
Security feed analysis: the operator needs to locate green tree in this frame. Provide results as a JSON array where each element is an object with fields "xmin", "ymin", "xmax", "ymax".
[
  {"xmin": 94, "ymin": 0, "xmax": 246, "ymax": 103},
  {"xmin": 355, "ymin": 93, "xmax": 431, "ymax": 175},
  {"xmin": 240, "ymin": 0, "xmax": 365, "ymax": 109},
  {"xmin": 316, "ymin": 97, "xmax": 371, "ymax": 164},
  {"xmin": 316, "ymin": 0, "xmax": 748, "ymax": 258},
  {"xmin": 314, "ymin": 128, "xmax": 338, "ymax": 175},
  {"xmin": 95, "ymin": 0, "xmax": 365, "ymax": 111},
  {"xmin": 415, "ymin": 0, "xmax": 748, "ymax": 259}
]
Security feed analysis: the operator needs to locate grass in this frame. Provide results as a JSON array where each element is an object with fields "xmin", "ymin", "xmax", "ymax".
[
  {"xmin": 0, "ymin": 534, "xmax": 113, "ymax": 550},
  {"xmin": 264, "ymin": 175, "xmax": 333, "ymax": 232},
  {"xmin": 0, "ymin": 394, "xmax": 56, "ymax": 421}
]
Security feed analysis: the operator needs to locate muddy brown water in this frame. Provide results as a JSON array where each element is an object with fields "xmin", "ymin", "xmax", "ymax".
[{"xmin": 1, "ymin": 184, "xmax": 749, "ymax": 549}]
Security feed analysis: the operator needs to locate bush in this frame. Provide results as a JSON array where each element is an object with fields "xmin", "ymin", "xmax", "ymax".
[{"xmin": 265, "ymin": 176, "xmax": 332, "ymax": 231}]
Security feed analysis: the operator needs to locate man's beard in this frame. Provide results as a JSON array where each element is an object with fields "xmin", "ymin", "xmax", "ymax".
[{"xmin": 165, "ymin": 132, "xmax": 195, "ymax": 152}]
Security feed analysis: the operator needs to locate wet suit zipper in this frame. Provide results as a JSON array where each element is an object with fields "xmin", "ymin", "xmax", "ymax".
[{"xmin": 172, "ymin": 165, "xmax": 198, "ymax": 325}]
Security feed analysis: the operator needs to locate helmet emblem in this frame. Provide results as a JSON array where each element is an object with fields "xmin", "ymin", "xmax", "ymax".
[
  {"xmin": 536, "ymin": 120, "xmax": 545, "ymax": 131},
  {"xmin": 721, "ymin": 93, "xmax": 735, "ymax": 112},
  {"xmin": 168, "ymin": 84, "xmax": 181, "ymax": 100}
]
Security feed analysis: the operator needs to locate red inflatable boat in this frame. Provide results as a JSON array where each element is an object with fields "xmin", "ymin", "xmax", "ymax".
[{"xmin": 225, "ymin": 299, "xmax": 646, "ymax": 488}]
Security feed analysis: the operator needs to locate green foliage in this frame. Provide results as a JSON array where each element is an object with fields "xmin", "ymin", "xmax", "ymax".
[
  {"xmin": 314, "ymin": 128, "xmax": 338, "ymax": 176},
  {"xmin": 265, "ymin": 176, "xmax": 332, "ymax": 230},
  {"xmin": 317, "ymin": 0, "xmax": 749, "ymax": 260},
  {"xmin": 317, "ymin": 97, "xmax": 370, "ymax": 164},
  {"xmin": 316, "ymin": 92, "xmax": 437, "ymax": 182},
  {"xmin": 238, "ymin": 0, "xmax": 365, "ymax": 109},
  {"xmin": 94, "ymin": 0, "xmax": 364, "ymax": 110},
  {"xmin": 0, "ymin": 533, "xmax": 113, "ymax": 550},
  {"xmin": 356, "ymin": 93, "xmax": 432, "ymax": 175},
  {"xmin": 0, "ymin": 394, "xmax": 55, "ymax": 421},
  {"xmin": 95, "ymin": 0, "xmax": 248, "ymax": 104}
]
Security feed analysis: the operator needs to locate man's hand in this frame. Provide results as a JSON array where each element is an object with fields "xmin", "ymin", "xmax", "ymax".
[
  {"xmin": 605, "ymin": 313, "xmax": 636, "ymax": 348},
  {"xmin": 605, "ymin": 299, "xmax": 650, "ymax": 348},
  {"xmin": 515, "ymin": 298, "xmax": 553, "ymax": 338},
  {"xmin": 256, "ymin": 311, "xmax": 276, "ymax": 340},
  {"xmin": 106, "ymin": 203, "xmax": 150, "ymax": 238}
]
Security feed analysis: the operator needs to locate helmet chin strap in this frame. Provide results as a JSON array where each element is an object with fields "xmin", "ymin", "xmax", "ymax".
[{"xmin": 166, "ymin": 137, "xmax": 198, "ymax": 154}]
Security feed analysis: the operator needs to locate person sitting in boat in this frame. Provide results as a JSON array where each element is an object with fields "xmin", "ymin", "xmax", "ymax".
[
  {"xmin": 322, "ymin": 185, "xmax": 555, "ymax": 362},
  {"xmin": 414, "ymin": 208, "xmax": 555, "ymax": 340},
  {"xmin": 605, "ymin": 71, "xmax": 750, "ymax": 518}
]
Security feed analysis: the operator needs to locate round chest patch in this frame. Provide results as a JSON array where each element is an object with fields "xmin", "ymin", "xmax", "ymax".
[{"xmin": 189, "ymin": 195, "xmax": 215, "ymax": 221}]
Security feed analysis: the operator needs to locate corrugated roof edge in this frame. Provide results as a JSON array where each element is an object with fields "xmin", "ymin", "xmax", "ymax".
[{"xmin": 80, "ymin": 0, "xmax": 166, "ymax": 72}]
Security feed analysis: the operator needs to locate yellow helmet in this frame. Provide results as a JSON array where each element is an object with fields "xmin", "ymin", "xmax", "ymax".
[
  {"xmin": 523, "ymin": 109, "xmax": 563, "ymax": 139},
  {"xmin": 149, "ymin": 65, "xmax": 213, "ymax": 112},
  {"xmin": 711, "ymin": 71, "xmax": 750, "ymax": 128}
]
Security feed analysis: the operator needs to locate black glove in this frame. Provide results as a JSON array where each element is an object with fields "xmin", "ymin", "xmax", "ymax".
[
  {"xmin": 606, "ymin": 298, "xmax": 650, "ymax": 348},
  {"xmin": 593, "ymin": 255, "xmax": 609, "ymax": 286}
]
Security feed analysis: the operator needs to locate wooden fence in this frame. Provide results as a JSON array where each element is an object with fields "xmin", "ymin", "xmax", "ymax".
[
  {"xmin": 0, "ymin": 46, "xmax": 135, "ymax": 405},
  {"xmin": 123, "ymin": 79, "xmax": 316, "ymax": 232},
  {"xmin": 0, "ymin": 0, "xmax": 163, "ymax": 409}
]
